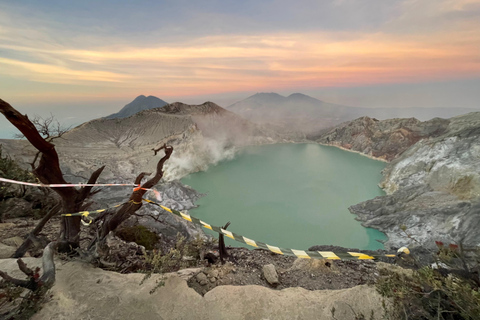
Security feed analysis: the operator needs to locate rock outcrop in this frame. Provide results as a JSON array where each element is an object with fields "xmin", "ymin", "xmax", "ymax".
[
  {"xmin": 314, "ymin": 116, "xmax": 449, "ymax": 161},
  {"xmin": 0, "ymin": 258, "xmax": 387, "ymax": 320},
  {"xmin": 345, "ymin": 113, "xmax": 480, "ymax": 249}
]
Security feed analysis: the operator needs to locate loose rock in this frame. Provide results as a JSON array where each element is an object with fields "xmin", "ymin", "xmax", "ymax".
[
  {"xmin": 2, "ymin": 236, "xmax": 24, "ymax": 248},
  {"xmin": 196, "ymin": 272, "xmax": 208, "ymax": 286},
  {"xmin": 262, "ymin": 264, "xmax": 279, "ymax": 285},
  {"xmin": 0, "ymin": 243, "xmax": 15, "ymax": 258}
]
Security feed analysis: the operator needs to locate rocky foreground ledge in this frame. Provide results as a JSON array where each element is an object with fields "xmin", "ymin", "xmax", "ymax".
[
  {"xmin": 317, "ymin": 112, "xmax": 480, "ymax": 250},
  {"xmin": 0, "ymin": 252, "xmax": 391, "ymax": 320}
]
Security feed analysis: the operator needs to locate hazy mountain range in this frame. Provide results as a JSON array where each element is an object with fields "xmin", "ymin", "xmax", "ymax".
[
  {"xmin": 0, "ymin": 92, "xmax": 476, "ymax": 139},
  {"xmin": 103, "ymin": 92, "xmax": 477, "ymax": 137},
  {"xmin": 226, "ymin": 92, "xmax": 476, "ymax": 133}
]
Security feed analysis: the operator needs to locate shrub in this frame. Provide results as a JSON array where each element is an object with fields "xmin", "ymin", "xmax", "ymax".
[
  {"xmin": 377, "ymin": 244, "xmax": 480, "ymax": 319},
  {"xmin": 0, "ymin": 145, "xmax": 35, "ymax": 200},
  {"xmin": 141, "ymin": 233, "xmax": 205, "ymax": 293},
  {"xmin": 116, "ymin": 225, "xmax": 159, "ymax": 250}
]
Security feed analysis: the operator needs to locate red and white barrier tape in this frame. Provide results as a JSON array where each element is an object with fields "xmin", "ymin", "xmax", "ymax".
[{"xmin": 0, "ymin": 177, "xmax": 137, "ymax": 188}]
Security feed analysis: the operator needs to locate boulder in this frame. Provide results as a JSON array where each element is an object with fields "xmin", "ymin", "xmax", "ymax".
[
  {"xmin": 196, "ymin": 272, "xmax": 208, "ymax": 286},
  {"xmin": 0, "ymin": 243, "xmax": 15, "ymax": 258},
  {"xmin": 0, "ymin": 223, "xmax": 15, "ymax": 231},
  {"xmin": 262, "ymin": 264, "xmax": 279, "ymax": 285},
  {"xmin": 2, "ymin": 236, "xmax": 24, "ymax": 248}
]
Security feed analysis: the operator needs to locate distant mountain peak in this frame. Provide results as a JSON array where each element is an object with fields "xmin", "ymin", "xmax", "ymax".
[
  {"xmin": 105, "ymin": 95, "xmax": 168, "ymax": 119},
  {"xmin": 287, "ymin": 92, "xmax": 323, "ymax": 103},
  {"xmin": 253, "ymin": 92, "xmax": 283, "ymax": 96},
  {"xmin": 288, "ymin": 92, "xmax": 314, "ymax": 99},
  {"xmin": 226, "ymin": 91, "xmax": 354, "ymax": 133},
  {"xmin": 159, "ymin": 101, "xmax": 227, "ymax": 115}
]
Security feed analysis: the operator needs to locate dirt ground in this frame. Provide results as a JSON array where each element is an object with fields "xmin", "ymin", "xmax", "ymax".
[
  {"xmin": 0, "ymin": 216, "xmax": 395, "ymax": 297},
  {"xmin": 187, "ymin": 246, "xmax": 385, "ymax": 296}
]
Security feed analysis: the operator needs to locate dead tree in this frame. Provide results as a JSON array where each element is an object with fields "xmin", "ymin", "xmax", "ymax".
[
  {"xmin": 0, "ymin": 242, "xmax": 58, "ymax": 291},
  {"xmin": 1, "ymin": 99, "xmax": 174, "ymax": 258},
  {"xmin": 219, "ymin": 221, "xmax": 231, "ymax": 264},
  {"xmin": 0, "ymin": 98, "xmax": 105, "ymax": 253},
  {"xmin": 14, "ymin": 114, "xmax": 71, "ymax": 170},
  {"xmin": 0, "ymin": 242, "xmax": 58, "ymax": 318},
  {"xmin": 88, "ymin": 145, "xmax": 173, "ymax": 253},
  {"xmin": 13, "ymin": 202, "xmax": 61, "ymax": 258}
]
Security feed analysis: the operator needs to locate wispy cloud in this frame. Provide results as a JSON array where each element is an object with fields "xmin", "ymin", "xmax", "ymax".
[
  {"xmin": 0, "ymin": 57, "xmax": 130, "ymax": 84},
  {"xmin": 0, "ymin": 0, "xmax": 479, "ymax": 102}
]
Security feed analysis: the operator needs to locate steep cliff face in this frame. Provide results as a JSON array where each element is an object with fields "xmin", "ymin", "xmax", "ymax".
[
  {"xmin": 314, "ymin": 116, "xmax": 449, "ymax": 161},
  {"xmin": 347, "ymin": 112, "xmax": 480, "ymax": 249},
  {"xmin": 381, "ymin": 113, "xmax": 480, "ymax": 197}
]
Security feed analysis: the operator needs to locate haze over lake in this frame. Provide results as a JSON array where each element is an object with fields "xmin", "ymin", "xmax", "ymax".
[{"xmin": 182, "ymin": 143, "xmax": 387, "ymax": 251}]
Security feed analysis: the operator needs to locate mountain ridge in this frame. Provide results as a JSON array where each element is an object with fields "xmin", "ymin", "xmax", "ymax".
[
  {"xmin": 227, "ymin": 92, "xmax": 477, "ymax": 133},
  {"xmin": 105, "ymin": 95, "xmax": 168, "ymax": 119},
  {"xmin": 316, "ymin": 112, "xmax": 480, "ymax": 249}
]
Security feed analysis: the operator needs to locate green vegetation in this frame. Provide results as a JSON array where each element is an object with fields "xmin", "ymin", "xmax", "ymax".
[
  {"xmin": 0, "ymin": 145, "xmax": 39, "ymax": 221},
  {"xmin": 0, "ymin": 268, "xmax": 51, "ymax": 320},
  {"xmin": 116, "ymin": 225, "xmax": 159, "ymax": 250},
  {"xmin": 377, "ymin": 243, "xmax": 480, "ymax": 320},
  {"xmin": 141, "ymin": 233, "xmax": 205, "ymax": 293},
  {"xmin": 0, "ymin": 145, "xmax": 55, "ymax": 221},
  {"xmin": 0, "ymin": 145, "xmax": 35, "ymax": 197}
]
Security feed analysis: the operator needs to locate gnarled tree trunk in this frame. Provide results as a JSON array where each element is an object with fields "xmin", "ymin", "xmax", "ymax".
[
  {"xmin": 0, "ymin": 99, "xmax": 104, "ymax": 252},
  {"xmin": 1, "ymin": 98, "xmax": 175, "ymax": 258},
  {"xmin": 88, "ymin": 145, "xmax": 173, "ymax": 254}
]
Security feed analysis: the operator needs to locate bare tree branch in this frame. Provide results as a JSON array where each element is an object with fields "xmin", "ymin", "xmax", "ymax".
[
  {"xmin": 89, "ymin": 146, "xmax": 173, "ymax": 251},
  {"xmin": 0, "ymin": 99, "xmax": 104, "ymax": 251},
  {"xmin": 14, "ymin": 113, "xmax": 71, "ymax": 142},
  {"xmin": 0, "ymin": 242, "xmax": 58, "ymax": 292},
  {"xmin": 219, "ymin": 221, "xmax": 231, "ymax": 264},
  {"xmin": 17, "ymin": 260, "xmax": 35, "ymax": 278},
  {"xmin": 134, "ymin": 172, "xmax": 151, "ymax": 185},
  {"xmin": 0, "ymin": 270, "xmax": 32, "ymax": 289},
  {"xmin": 77, "ymin": 165, "xmax": 106, "ymax": 209},
  {"xmin": 13, "ymin": 202, "xmax": 61, "ymax": 258}
]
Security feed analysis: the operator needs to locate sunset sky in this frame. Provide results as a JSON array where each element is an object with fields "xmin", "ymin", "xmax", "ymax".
[{"xmin": 1, "ymin": 0, "xmax": 480, "ymax": 136}]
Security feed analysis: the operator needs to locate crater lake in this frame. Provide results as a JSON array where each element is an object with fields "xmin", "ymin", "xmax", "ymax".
[{"xmin": 181, "ymin": 143, "xmax": 387, "ymax": 251}]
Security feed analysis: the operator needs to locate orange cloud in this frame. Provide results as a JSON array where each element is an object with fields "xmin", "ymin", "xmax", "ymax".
[
  {"xmin": 1, "ymin": 28, "xmax": 479, "ymax": 97},
  {"xmin": 0, "ymin": 57, "xmax": 130, "ymax": 84}
]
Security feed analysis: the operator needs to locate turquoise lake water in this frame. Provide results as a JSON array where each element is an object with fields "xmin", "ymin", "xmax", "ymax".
[{"xmin": 181, "ymin": 143, "xmax": 387, "ymax": 251}]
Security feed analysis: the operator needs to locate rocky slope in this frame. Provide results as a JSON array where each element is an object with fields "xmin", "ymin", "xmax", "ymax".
[
  {"xmin": 321, "ymin": 112, "xmax": 480, "ymax": 249},
  {"xmin": 0, "ymin": 101, "xmax": 304, "ymax": 241},
  {"xmin": 2, "ymin": 101, "xmax": 301, "ymax": 181},
  {"xmin": 0, "ymin": 257, "xmax": 386, "ymax": 320},
  {"xmin": 314, "ymin": 116, "xmax": 450, "ymax": 161}
]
